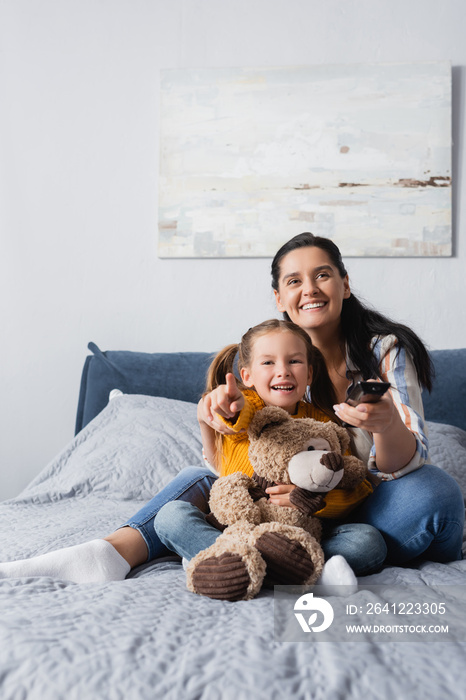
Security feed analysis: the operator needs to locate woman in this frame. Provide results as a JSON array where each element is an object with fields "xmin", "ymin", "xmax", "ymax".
[
  {"xmin": 268, "ymin": 232, "xmax": 463, "ymax": 565},
  {"xmin": 1, "ymin": 233, "xmax": 462, "ymax": 583},
  {"xmin": 158, "ymin": 231, "xmax": 463, "ymax": 578}
]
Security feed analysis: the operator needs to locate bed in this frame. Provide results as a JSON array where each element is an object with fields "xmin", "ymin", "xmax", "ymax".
[{"xmin": 0, "ymin": 343, "xmax": 465, "ymax": 699}]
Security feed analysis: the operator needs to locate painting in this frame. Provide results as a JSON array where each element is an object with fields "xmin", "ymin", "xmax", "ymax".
[{"xmin": 158, "ymin": 62, "xmax": 451, "ymax": 258}]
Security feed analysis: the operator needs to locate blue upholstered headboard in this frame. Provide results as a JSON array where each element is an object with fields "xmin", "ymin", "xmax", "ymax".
[
  {"xmin": 421, "ymin": 348, "xmax": 466, "ymax": 432},
  {"xmin": 75, "ymin": 343, "xmax": 466, "ymax": 434},
  {"xmin": 75, "ymin": 342, "xmax": 214, "ymax": 434}
]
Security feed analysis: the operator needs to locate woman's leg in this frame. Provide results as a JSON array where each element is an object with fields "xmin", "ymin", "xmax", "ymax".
[
  {"xmin": 320, "ymin": 522, "xmax": 387, "ymax": 576},
  {"xmin": 108, "ymin": 466, "xmax": 218, "ymax": 566},
  {"xmin": 353, "ymin": 464, "xmax": 464, "ymax": 565}
]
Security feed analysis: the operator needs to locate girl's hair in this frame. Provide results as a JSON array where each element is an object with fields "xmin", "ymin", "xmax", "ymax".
[
  {"xmin": 206, "ymin": 319, "xmax": 314, "ymax": 391},
  {"xmin": 271, "ymin": 232, "xmax": 434, "ymax": 391},
  {"xmin": 205, "ymin": 319, "xmax": 338, "ymax": 469}
]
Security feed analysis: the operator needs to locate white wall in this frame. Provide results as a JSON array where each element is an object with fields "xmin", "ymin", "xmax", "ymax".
[{"xmin": 1, "ymin": 0, "xmax": 465, "ymax": 500}]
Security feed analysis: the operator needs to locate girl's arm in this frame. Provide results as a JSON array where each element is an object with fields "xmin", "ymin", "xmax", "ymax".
[
  {"xmin": 201, "ymin": 373, "xmax": 245, "ymax": 422},
  {"xmin": 265, "ymin": 483, "xmax": 297, "ymax": 508}
]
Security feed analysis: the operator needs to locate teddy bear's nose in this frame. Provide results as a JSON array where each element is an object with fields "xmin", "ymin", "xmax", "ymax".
[{"xmin": 320, "ymin": 452, "xmax": 344, "ymax": 472}]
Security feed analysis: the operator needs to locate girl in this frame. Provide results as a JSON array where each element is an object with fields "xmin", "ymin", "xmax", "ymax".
[
  {"xmin": 0, "ymin": 319, "xmax": 385, "ymax": 586},
  {"xmin": 152, "ymin": 318, "xmax": 386, "ymax": 596}
]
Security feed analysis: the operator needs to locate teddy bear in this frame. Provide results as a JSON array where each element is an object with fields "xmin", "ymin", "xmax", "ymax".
[{"xmin": 185, "ymin": 406, "xmax": 368, "ymax": 601}]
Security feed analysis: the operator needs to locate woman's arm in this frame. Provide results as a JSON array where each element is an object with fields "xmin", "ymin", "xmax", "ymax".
[
  {"xmin": 333, "ymin": 338, "xmax": 428, "ymax": 477},
  {"xmin": 197, "ymin": 404, "xmax": 219, "ymax": 471},
  {"xmin": 333, "ymin": 391, "xmax": 417, "ymax": 473},
  {"xmin": 197, "ymin": 374, "xmax": 246, "ymax": 471}
]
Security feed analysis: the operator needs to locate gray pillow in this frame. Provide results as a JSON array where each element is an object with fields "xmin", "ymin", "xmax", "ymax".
[{"xmin": 427, "ymin": 421, "xmax": 466, "ymax": 498}]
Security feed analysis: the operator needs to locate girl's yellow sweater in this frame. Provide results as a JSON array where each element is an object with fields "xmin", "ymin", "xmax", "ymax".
[{"xmin": 219, "ymin": 389, "xmax": 372, "ymax": 519}]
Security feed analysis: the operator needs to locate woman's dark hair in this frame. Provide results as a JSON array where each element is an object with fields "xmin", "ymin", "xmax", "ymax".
[{"xmin": 271, "ymin": 232, "xmax": 434, "ymax": 391}]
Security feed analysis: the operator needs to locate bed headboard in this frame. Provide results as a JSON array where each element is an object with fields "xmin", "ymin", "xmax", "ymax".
[
  {"xmin": 75, "ymin": 343, "xmax": 466, "ymax": 434},
  {"xmin": 75, "ymin": 342, "xmax": 213, "ymax": 434},
  {"xmin": 421, "ymin": 348, "xmax": 466, "ymax": 432}
]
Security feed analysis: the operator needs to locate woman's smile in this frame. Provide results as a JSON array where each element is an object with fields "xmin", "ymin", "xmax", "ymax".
[
  {"xmin": 300, "ymin": 301, "xmax": 327, "ymax": 312},
  {"xmin": 274, "ymin": 247, "xmax": 350, "ymax": 337}
]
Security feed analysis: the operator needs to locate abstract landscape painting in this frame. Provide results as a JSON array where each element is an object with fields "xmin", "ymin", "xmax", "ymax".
[{"xmin": 158, "ymin": 62, "xmax": 451, "ymax": 257}]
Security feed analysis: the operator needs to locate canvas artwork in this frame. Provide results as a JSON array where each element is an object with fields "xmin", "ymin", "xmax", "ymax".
[{"xmin": 158, "ymin": 62, "xmax": 451, "ymax": 258}]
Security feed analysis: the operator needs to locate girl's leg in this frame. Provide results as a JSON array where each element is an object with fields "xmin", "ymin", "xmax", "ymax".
[
  {"xmin": 353, "ymin": 464, "xmax": 464, "ymax": 565},
  {"xmin": 154, "ymin": 501, "xmax": 221, "ymax": 560},
  {"xmin": 155, "ymin": 503, "xmax": 365, "ymax": 593},
  {"xmin": 0, "ymin": 540, "xmax": 131, "ymax": 584},
  {"xmin": 0, "ymin": 466, "xmax": 217, "ymax": 583},
  {"xmin": 320, "ymin": 522, "xmax": 387, "ymax": 576},
  {"xmin": 104, "ymin": 527, "xmax": 149, "ymax": 569},
  {"xmin": 113, "ymin": 466, "xmax": 217, "ymax": 564}
]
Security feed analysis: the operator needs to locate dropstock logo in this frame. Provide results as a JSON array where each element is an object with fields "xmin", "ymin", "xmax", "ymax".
[{"xmin": 294, "ymin": 592, "xmax": 334, "ymax": 633}]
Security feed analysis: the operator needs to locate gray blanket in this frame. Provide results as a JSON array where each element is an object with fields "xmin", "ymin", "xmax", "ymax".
[{"xmin": 1, "ymin": 395, "xmax": 465, "ymax": 700}]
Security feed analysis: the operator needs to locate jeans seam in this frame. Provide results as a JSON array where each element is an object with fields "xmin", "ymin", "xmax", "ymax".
[
  {"xmin": 399, "ymin": 517, "xmax": 464, "ymax": 547},
  {"xmin": 395, "ymin": 518, "xmax": 464, "ymax": 562}
]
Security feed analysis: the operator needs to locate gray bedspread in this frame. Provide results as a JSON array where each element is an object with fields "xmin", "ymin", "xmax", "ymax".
[{"xmin": 1, "ymin": 395, "xmax": 465, "ymax": 700}]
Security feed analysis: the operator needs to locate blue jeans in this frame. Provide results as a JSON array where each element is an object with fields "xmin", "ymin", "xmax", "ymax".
[
  {"xmin": 121, "ymin": 466, "xmax": 217, "ymax": 561},
  {"xmin": 154, "ymin": 501, "xmax": 388, "ymax": 576},
  {"xmin": 353, "ymin": 464, "xmax": 464, "ymax": 564},
  {"xmin": 126, "ymin": 463, "xmax": 464, "ymax": 569}
]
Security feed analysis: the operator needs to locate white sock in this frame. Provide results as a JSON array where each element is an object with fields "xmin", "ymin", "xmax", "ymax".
[
  {"xmin": 0, "ymin": 539, "xmax": 131, "ymax": 584},
  {"xmin": 317, "ymin": 555, "xmax": 358, "ymax": 596}
]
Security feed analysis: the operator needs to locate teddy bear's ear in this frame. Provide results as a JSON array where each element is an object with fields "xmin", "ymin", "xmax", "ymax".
[
  {"xmin": 248, "ymin": 406, "xmax": 292, "ymax": 441},
  {"xmin": 331, "ymin": 422, "xmax": 352, "ymax": 452}
]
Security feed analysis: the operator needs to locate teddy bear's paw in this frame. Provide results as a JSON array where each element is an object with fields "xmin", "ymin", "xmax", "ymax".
[
  {"xmin": 317, "ymin": 555, "xmax": 358, "ymax": 596},
  {"xmin": 186, "ymin": 540, "xmax": 266, "ymax": 601},
  {"xmin": 256, "ymin": 532, "xmax": 315, "ymax": 586},
  {"xmin": 190, "ymin": 552, "xmax": 252, "ymax": 601},
  {"xmin": 250, "ymin": 522, "xmax": 324, "ymax": 587}
]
